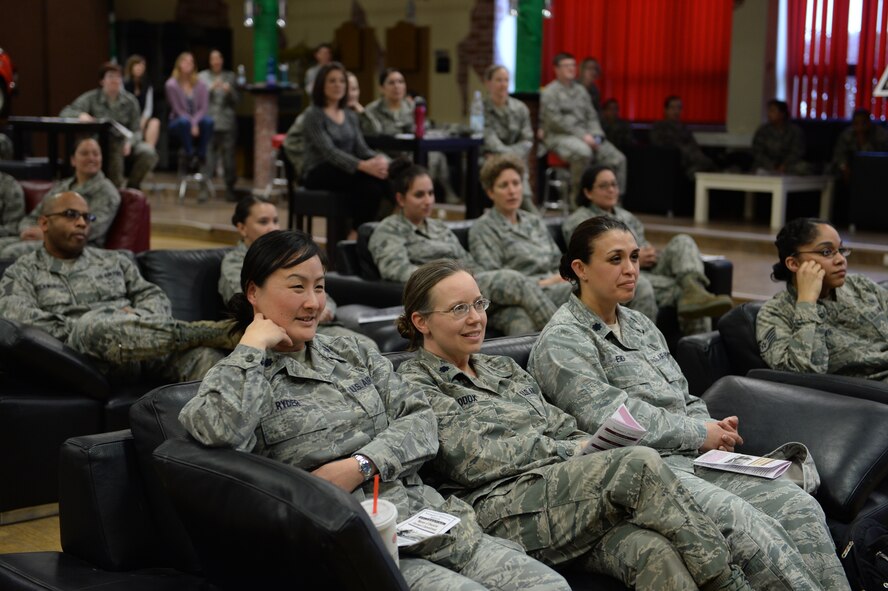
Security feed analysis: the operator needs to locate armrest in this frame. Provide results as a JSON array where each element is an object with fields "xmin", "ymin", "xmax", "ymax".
[
  {"xmin": 747, "ymin": 369, "xmax": 888, "ymax": 405},
  {"xmin": 0, "ymin": 318, "xmax": 111, "ymax": 400},
  {"xmin": 675, "ymin": 331, "xmax": 732, "ymax": 397},
  {"xmin": 703, "ymin": 258, "xmax": 733, "ymax": 296},
  {"xmin": 702, "ymin": 376, "xmax": 888, "ymax": 522},
  {"xmin": 59, "ymin": 430, "xmax": 162, "ymax": 570},
  {"xmin": 325, "ymin": 272, "xmax": 405, "ymax": 308},
  {"xmin": 334, "ymin": 240, "xmax": 359, "ymax": 276},
  {"xmin": 152, "ymin": 438, "xmax": 409, "ymax": 590}
]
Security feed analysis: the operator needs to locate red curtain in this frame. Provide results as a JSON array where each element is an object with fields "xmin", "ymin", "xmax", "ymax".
[
  {"xmin": 857, "ymin": 0, "xmax": 888, "ymax": 119},
  {"xmin": 541, "ymin": 0, "xmax": 733, "ymax": 123},
  {"xmin": 786, "ymin": 0, "xmax": 850, "ymax": 119}
]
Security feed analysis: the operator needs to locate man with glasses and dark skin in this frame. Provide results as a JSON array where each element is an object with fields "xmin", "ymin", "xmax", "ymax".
[
  {"xmin": 757, "ymin": 217, "xmax": 888, "ymax": 381},
  {"xmin": 0, "ymin": 191, "xmax": 238, "ymax": 383}
]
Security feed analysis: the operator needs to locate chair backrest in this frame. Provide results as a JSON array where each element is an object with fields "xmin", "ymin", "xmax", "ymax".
[
  {"xmin": 716, "ymin": 301, "xmax": 767, "ymax": 374},
  {"xmin": 544, "ymin": 216, "xmax": 566, "ymax": 253},
  {"xmin": 356, "ymin": 222, "xmax": 382, "ymax": 280},
  {"xmin": 105, "ymin": 188, "xmax": 151, "ymax": 252},
  {"xmin": 385, "ymin": 334, "xmax": 538, "ymax": 371},
  {"xmin": 137, "ymin": 248, "xmax": 230, "ymax": 322},
  {"xmin": 19, "ymin": 179, "xmax": 53, "ymax": 212}
]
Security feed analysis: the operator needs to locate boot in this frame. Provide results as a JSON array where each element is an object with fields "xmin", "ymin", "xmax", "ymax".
[
  {"xmin": 180, "ymin": 319, "xmax": 243, "ymax": 351},
  {"xmin": 677, "ymin": 277, "xmax": 733, "ymax": 319},
  {"xmin": 701, "ymin": 565, "xmax": 753, "ymax": 591}
]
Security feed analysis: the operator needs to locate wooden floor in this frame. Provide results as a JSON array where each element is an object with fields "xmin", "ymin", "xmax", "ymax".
[{"xmin": 2, "ymin": 173, "xmax": 888, "ymax": 555}]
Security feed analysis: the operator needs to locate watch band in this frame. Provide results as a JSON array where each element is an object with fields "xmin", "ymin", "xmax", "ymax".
[{"xmin": 353, "ymin": 453, "xmax": 374, "ymax": 481}]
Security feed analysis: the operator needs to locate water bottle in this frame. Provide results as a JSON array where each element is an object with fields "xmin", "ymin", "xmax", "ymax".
[
  {"xmin": 236, "ymin": 64, "xmax": 246, "ymax": 87},
  {"xmin": 469, "ymin": 90, "xmax": 484, "ymax": 136},
  {"xmin": 414, "ymin": 96, "xmax": 427, "ymax": 139},
  {"xmin": 266, "ymin": 57, "xmax": 277, "ymax": 86},
  {"xmin": 279, "ymin": 62, "xmax": 289, "ymax": 85}
]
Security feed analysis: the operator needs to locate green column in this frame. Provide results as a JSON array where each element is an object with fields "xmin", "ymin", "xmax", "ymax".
[
  {"xmin": 253, "ymin": 0, "xmax": 279, "ymax": 83},
  {"xmin": 515, "ymin": 0, "xmax": 543, "ymax": 92}
]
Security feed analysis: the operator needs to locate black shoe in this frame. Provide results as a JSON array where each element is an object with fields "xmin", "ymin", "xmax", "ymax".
[{"xmin": 189, "ymin": 155, "xmax": 200, "ymax": 174}]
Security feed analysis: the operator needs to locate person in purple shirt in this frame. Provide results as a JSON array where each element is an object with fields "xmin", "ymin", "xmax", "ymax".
[{"xmin": 165, "ymin": 51, "xmax": 214, "ymax": 171}]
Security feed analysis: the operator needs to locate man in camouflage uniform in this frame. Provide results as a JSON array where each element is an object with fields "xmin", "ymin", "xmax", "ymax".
[
  {"xmin": 562, "ymin": 192, "xmax": 732, "ymax": 332},
  {"xmin": 0, "ymin": 171, "xmax": 25, "ymax": 240},
  {"xmin": 540, "ymin": 53, "xmax": 627, "ymax": 201},
  {"xmin": 59, "ymin": 62, "xmax": 158, "ymax": 189},
  {"xmin": 199, "ymin": 50, "xmax": 239, "ymax": 201},
  {"xmin": 0, "ymin": 191, "xmax": 233, "ymax": 383},
  {"xmin": 650, "ymin": 96, "xmax": 716, "ymax": 181},
  {"xmin": 757, "ymin": 273, "xmax": 888, "ymax": 380},
  {"xmin": 180, "ymin": 331, "xmax": 570, "ymax": 590},
  {"xmin": 0, "ymin": 133, "xmax": 12, "ymax": 160},
  {"xmin": 752, "ymin": 99, "xmax": 809, "ymax": 174},
  {"xmin": 831, "ymin": 108, "xmax": 888, "ymax": 180},
  {"xmin": 529, "ymin": 295, "xmax": 851, "ymax": 591},
  {"xmin": 368, "ymin": 212, "xmax": 559, "ymax": 335},
  {"xmin": 399, "ymin": 346, "xmax": 751, "ymax": 591},
  {"xmin": 600, "ymin": 99, "xmax": 635, "ymax": 154}
]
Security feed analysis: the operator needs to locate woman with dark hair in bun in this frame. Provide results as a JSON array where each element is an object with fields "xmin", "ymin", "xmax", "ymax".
[
  {"xmin": 757, "ymin": 217, "xmax": 887, "ymax": 380},
  {"xmin": 368, "ymin": 158, "xmax": 560, "ymax": 335},
  {"xmin": 528, "ymin": 217, "xmax": 850, "ymax": 590},
  {"xmin": 180, "ymin": 229, "xmax": 570, "ymax": 591},
  {"xmin": 396, "ymin": 259, "xmax": 753, "ymax": 591}
]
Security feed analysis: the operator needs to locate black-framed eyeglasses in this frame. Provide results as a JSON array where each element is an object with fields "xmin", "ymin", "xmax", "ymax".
[
  {"xmin": 426, "ymin": 297, "xmax": 490, "ymax": 319},
  {"xmin": 44, "ymin": 209, "xmax": 97, "ymax": 223},
  {"xmin": 792, "ymin": 247, "xmax": 852, "ymax": 259}
]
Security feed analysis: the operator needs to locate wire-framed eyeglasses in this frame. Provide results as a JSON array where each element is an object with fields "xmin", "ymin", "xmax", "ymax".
[{"xmin": 426, "ymin": 297, "xmax": 490, "ymax": 319}]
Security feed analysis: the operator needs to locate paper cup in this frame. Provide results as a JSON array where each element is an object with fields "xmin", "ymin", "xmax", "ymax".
[{"xmin": 361, "ymin": 499, "xmax": 399, "ymax": 566}]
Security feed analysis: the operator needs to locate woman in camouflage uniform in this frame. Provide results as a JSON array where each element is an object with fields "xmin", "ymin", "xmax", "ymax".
[{"xmin": 180, "ymin": 229, "xmax": 569, "ymax": 591}]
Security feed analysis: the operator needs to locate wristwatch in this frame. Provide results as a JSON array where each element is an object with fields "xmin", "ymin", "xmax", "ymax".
[{"xmin": 353, "ymin": 454, "xmax": 374, "ymax": 481}]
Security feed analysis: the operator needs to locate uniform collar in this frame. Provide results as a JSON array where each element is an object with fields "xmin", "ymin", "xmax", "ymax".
[
  {"xmin": 414, "ymin": 347, "xmax": 511, "ymax": 387},
  {"xmin": 565, "ymin": 294, "xmax": 647, "ymax": 349},
  {"xmin": 270, "ymin": 336, "xmax": 348, "ymax": 382}
]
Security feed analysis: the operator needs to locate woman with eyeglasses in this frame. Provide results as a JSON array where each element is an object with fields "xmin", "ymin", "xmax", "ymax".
[
  {"xmin": 0, "ymin": 136, "xmax": 120, "ymax": 259},
  {"xmin": 181, "ymin": 229, "xmax": 572, "ymax": 591},
  {"xmin": 369, "ymin": 159, "xmax": 560, "ymax": 336},
  {"xmin": 757, "ymin": 217, "xmax": 885, "ymax": 380},
  {"xmin": 561, "ymin": 165, "xmax": 732, "ymax": 334},
  {"xmin": 396, "ymin": 259, "xmax": 753, "ymax": 591}
]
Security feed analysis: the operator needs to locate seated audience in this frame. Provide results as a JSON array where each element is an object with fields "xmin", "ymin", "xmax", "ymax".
[
  {"xmin": 528, "ymin": 216, "xmax": 851, "ymax": 591},
  {"xmin": 0, "ymin": 171, "xmax": 25, "ymax": 240},
  {"xmin": 0, "ymin": 134, "xmax": 12, "ymax": 160},
  {"xmin": 562, "ymin": 166, "xmax": 733, "ymax": 330},
  {"xmin": 60, "ymin": 61, "xmax": 158, "ymax": 189},
  {"xmin": 396, "ymin": 260, "xmax": 752, "ymax": 591},
  {"xmin": 199, "ymin": 49, "xmax": 240, "ymax": 202},
  {"xmin": 468, "ymin": 155, "xmax": 571, "ymax": 306},
  {"xmin": 600, "ymin": 99, "xmax": 634, "ymax": 153},
  {"xmin": 180, "ymin": 229, "xmax": 571, "ymax": 591},
  {"xmin": 218, "ymin": 195, "xmax": 377, "ymax": 349},
  {"xmin": 0, "ymin": 191, "xmax": 233, "ymax": 382},
  {"xmin": 299, "ymin": 62, "xmax": 391, "ymax": 232},
  {"xmin": 123, "ymin": 54, "xmax": 160, "ymax": 149},
  {"xmin": 831, "ymin": 108, "xmax": 888, "ymax": 182},
  {"xmin": 304, "ymin": 42, "xmax": 332, "ymax": 95},
  {"xmin": 650, "ymin": 96, "xmax": 715, "ymax": 180},
  {"xmin": 752, "ymin": 99, "xmax": 809, "ymax": 174},
  {"xmin": 482, "ymin": 65, "xmax": 536, "ymax": 211},
  {"xmin": 579, "ymin": 57, "xmax": 602, "ymax": 112},
  {"xmin": 165, "ymin": 51, "xmax": 214, "ymax": 175},
  {"xmin": 757, "ymin": 217, "xmax": 886, "ymax": 380},
  {"xmin": 368, "ymin": 159, "xmax": 560, "ymax": 336},
  {"xmin": 0, "ymin": 137, "xmax": 119, "ymax": 259},
  {"xmin": 540, "ymin": 52, "xmax": 627, "ymax": 198}
]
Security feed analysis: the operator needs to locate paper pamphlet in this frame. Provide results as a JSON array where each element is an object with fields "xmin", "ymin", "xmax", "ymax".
[
  {"xmin": 581, "ymin": 403, "xmax": 647, "ymax": 454},
  {"xmin": 694, "ymin": 450, "xmax": 791, "ymax": 479},
  {"xmin": 396, "ymin": 508, "xmax": 461, "ymax": 547},
  {"xmin": 108, "ymin": 119, "xmax": 134, "ymax": 141},
  {"xmin": 357, "ymin": 305, "xmax": 404, "ymax": 325}
]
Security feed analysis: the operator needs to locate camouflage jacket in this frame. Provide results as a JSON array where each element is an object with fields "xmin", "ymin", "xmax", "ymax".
[
  {"xmin": 482, "ymin": 96, "xmax": 533, "ymax": 158},
  {"xmin": 752, "ymin": 122, "xmax": 806, "ymax": 170},
  {"xmin": 756, "ymin": 274, "xmax": 888, "ymax": 380},
  {"xmin": 59, "ymin": 88, "xmax": 143, "ymax": 145},
  {"xmin": 561, "ymin": 202, "xmax": 648, "ymax": 247},
  {"xmin": 540, "ymin": 80, "xmax": 604, "ymax": 143},
  {"xmin": 0, "ymin": 172, "xmax": 25, "ymax": 237},
  {"xmin": 363, "ymin": 99, "xmax": 414, "ymax": 135},
  {"xmin": 198, "ymin": 69, "xmax": 239, "ymax": 132},
  {"xmin": 0, "ymin": 246, "xmax": 170, "ymax": 341},
  {"xmin": 468, "ymin": 209, "xmax": 560, "ymax": 278}
]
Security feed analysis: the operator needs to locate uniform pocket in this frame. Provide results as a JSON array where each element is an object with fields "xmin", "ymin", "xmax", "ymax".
[
  {"xmin": 474, "ymin": 474, "xmax": 551, "ymax": 552},
  {"xmin": 260, "ymin": 406, "xmax": 327, "ymax": 446}
]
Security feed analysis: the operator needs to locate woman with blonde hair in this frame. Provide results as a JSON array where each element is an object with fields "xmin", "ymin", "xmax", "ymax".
[{"xmin": 165, "ymin": 51, "xmax": 214, "ymax": 170}]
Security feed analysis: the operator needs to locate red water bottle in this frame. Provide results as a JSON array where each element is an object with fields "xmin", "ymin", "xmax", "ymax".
[{"xmin": 414, "ymin": 96, "xmax": 426, "ymax": 139}]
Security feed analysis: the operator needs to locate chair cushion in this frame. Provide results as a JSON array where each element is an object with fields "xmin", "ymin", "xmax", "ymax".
[
  {"xmin": 137, "ymin": 248, "xmax": 230, "ymax": 322},
  {"xmin": 106, "ymin": 189, "xmax": 150, "ymax": 253},
  {"xmin": 716, "ymin": 301, "xmax": 767, "ymax": 374},
  {"xmin": 153, "ymin": 438, "xmax": 409, "ymax": 591},
  {"xmin": 19, "ymin": 180, "xmax": 53, "ymax": 213}
]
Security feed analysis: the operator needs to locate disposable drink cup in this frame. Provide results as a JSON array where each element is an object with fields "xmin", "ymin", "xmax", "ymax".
[{"xmin": 361, "ymin": 499, "xmax": 399, "ymax": 566}]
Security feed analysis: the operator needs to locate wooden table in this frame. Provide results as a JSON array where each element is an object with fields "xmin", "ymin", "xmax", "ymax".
[
  {"xmin": 8, "ymin": 116, "xmax": 112, "ymax": 178},
  {"xmin": 694, "ymin": 172, "xmax": 833, "ymax": 230},
  {"xmin": 366, "ymin": 135, "xmax": 484, "ymax": 218}
]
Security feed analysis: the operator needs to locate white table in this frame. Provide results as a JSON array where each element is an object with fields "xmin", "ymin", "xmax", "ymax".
[{"xmin": 694, "ymin": 172, "xmax": 833, "ymax": 230}]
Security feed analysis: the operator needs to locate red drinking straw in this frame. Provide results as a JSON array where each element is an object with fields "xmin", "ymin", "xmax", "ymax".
[{"xmin": 372, "ymin": 474, "xmax": 380, "ymax": 514}]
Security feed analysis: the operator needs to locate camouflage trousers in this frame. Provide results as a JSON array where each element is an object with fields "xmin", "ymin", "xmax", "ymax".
[
  {"xmin": 0, "ymin": 237, "xmax": 41, "ymax": 260},
  {"xmin": 65, "ymin": 307, "xmax": 225, "ymax": 382},
  {"xmin": 669, "ymin": 456, "xmax": 850, "ymax": 591},
  {"xmin": 472, "ymin": 446, "xmax": 743, "ymax": 591},
  {"xmin": 477, "ymin": 270, "xmax": 558, "ymax": 336},
  {"xmin": 678, "ymin": 145, "xmax": 716, "ymax": 181},
  {"xmin": 644, "ymin": 233, "xmax": 711, "ymax": 334},
  {"xmin": 626, "ymin": 273, "xmax": 659, "ymax": 323},
  {"xmin": 546, "ymin": 135, "xmax": 627, "ymax": 205},
  {"xmin": 108, "ymin": 138, "xmax": 158, "ymax": 190},
  {"xmin": 205, "ymin": 129, "xmax": 237, "ymax": 189}
]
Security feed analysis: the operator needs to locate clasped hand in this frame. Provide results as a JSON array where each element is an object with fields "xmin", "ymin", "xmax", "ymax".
[{"xmin": 700, "ymin": 415, "xmax": 744, "ymax": 453}]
